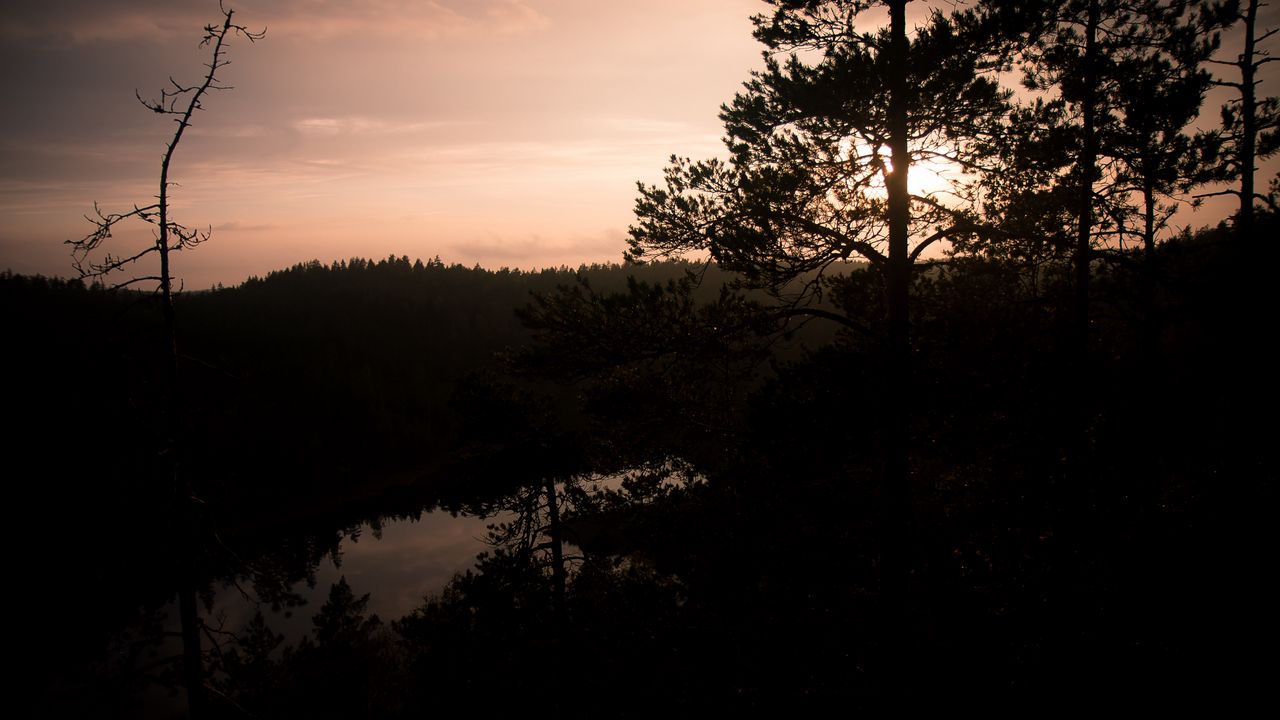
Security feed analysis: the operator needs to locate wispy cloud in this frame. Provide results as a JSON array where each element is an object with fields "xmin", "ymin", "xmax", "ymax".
[
  {"xmin": 212, "ymin": 220, "xmax": 277, "ymax": 232},
  {"xmin": 1, "ymin": 0, "xmax": 551, "ymax": 46},
  {"xmin": 0, "ymin": 0, "xmax": 221, "ymax": 46},
  {"xmin": 1, "ymin": 0, "xmax": 771, "ymax": 285},
  {"xmin": 450, "ymin": 228, "xmax": 627, "ymax": 264},
  {"xmin": 291, "ymin": 116, "xmax": 448, "ymax": 137},
  {"xmin": 190, "ymin": 124, "xmax": 271, "ymax": 139},
  {"xmin": 483, "ymin": 0, "xmax": 552, "ymax": 35}
]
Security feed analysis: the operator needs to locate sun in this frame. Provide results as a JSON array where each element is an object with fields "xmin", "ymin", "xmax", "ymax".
[
  {"xmin": 843, "ymin": 139, "xmax": 970, "ymax": 202},
  {"xmin": 909, "ymin": 145, "xmax": 972, "ymax": 200}
]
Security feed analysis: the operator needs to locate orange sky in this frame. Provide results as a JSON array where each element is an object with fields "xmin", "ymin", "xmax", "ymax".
[
  {"xmin": 1, "ymin": 0, "xmax": 1276, "ymax": 288},
  {"xmin": 2, "ymin": 0, "xmax": 765, "ymax": 287}
]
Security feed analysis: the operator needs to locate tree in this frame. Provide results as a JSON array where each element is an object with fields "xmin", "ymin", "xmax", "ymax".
[
  {"xmin": 1108, "ymin": 2, "xmax": 1226, "ymax": 258},
  {"xmin": 967, "ymin": 5, "xmax": 1232, "ymax": 521},
  {"xmin": 441, "ymin": 376, "xmax": 597, "ymax": 624},
  {"xmin": 995, "ymin": 1, "xmax": 1224, "ymax": 343},
  {"xmin": 991, "ymin": 1, "xmax": 1230, "ymax": 374},
  {"xmin": 1205, "ymin": 0, "xmax": 1279, "ymax": 235},
  {"xmin": 626, "ymin": 0, "xmax": 1010, "ymax": 692},
  {"xmin": 64, "ymin": 4, "xmax": 263, "ymax": 716}
]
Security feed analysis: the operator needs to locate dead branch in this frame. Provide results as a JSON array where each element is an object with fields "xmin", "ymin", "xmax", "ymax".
[{"xmin": 65, "ymin": 3, "xmax": 264, "ymax": 292}]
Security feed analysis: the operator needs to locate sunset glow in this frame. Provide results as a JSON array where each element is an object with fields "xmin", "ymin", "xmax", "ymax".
[
  {"xmin": 2, "ymin": 0, "xmax": 1275, "ymax": 287},
  {"xmin": 10, "ymin": 3, "xmax": 1279, "ymax": 711},
  {"xmin": 1, "ymin": 0, "xmax": 765, "ymax": 287}
]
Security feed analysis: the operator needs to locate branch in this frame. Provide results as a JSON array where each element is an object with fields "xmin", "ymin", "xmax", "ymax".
[
  {"xmin": 200, "ymin": 682, "xmax": 257, "ymax": 719},
  {"xmin": 770, "ymin": 306, "xmax": 876, "ymax": 337},
  {"xmin": 778, "ymin": 210, "xmax": 888, "ymax": 265},
  {"xmin": 75, "ymin": 246, "xmax": 160, "ymax": 280},
  {"xmin": 1193, "ymin": 188, "xmax": 1242, "ymax": 199},
  {"xmin": 131, "ymin": 654, "xmax": 185, "ymax": 677},
  {"xmin": 72, "ymin": 4, "xmax": 263, "ymax": 285},
  {"xmin": 909, "ymin": 226, "xmax": 956, "ymax": 263},
  {"xmin": 107, "ymin": 275, "xmax": 165, "ymax": 290}
]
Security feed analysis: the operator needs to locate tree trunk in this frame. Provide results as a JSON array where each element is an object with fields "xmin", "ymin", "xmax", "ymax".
[
  {"xmin": 158, "ymin": 65, "xmax": 203, "ymax": 720},
  {"xmin": 1075, "ymin": 0, "xmax": 1099, "ymax": 358},
  {"xmin": 1239, "ymin": 0, "xmax": 1258, "ymax": 237},
  {"xmin": 881, "ymin": 0, "xmax": 913, "ymax": 698},
  {"xmin": 544, "ymin": 476, "xmax": 566, "ymax": 620}
]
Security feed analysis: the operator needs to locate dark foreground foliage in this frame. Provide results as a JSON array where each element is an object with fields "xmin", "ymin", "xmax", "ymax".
[{"xmin": 8, "ymin": 214, "xmax": 1276, "ymax": 715}]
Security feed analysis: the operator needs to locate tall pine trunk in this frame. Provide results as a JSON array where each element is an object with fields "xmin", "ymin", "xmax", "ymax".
[
  {"xmin": 881, "ymin": 0, "xmax": 913, "ymax": 696},
  {"xmin": 1238, "ymin": 0, "xmax": 1259, "ymax": 237},
  {"xmin": 543, "ymin": 476, "xmax": 566, "ymax": 619},
  {"xmin": 1075, "ymin": 0, "xmax": 1099, "ymax": 359}
]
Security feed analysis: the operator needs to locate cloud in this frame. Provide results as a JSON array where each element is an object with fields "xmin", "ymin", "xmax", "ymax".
[
  {"xmin": 484, "ymin": 0, "xmax": 552, "ymax": 35},
  {"xmin": 291, "ymin": 116, "xmax": 445, "ymax": 137},
  {"xmin": 211, "ymin": 221, "xmax": 276, "ymax": 232},
  {"xmin": 597, "ymin": 116, "xmax": 696, "ymax": 135},
  {"xmin": 190, "ymin": 124, "xmax": 270, "ymax": 139},
  {"xmin": 0, "ymin": 0, "xmax": 551, "ymax": 46},
  {"xmin": 263, "ymin": 0, "xmax": 551, "ymax": 41},
  {"xmin": 449, "ymin": 228, "xmax": 627, "ymax": 264},
  {"xmin": 0, "ymin": 3, "xmax": 204, "ymax": 45}
]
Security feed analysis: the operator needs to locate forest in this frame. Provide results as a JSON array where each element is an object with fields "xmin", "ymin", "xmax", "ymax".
[{"xmin": 5, "ymin": 0, "xmax": 1279, "ymax": 717}]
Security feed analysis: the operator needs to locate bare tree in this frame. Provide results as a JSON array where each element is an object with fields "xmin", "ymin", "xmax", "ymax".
[{"xmin": 65, "ymin": 3, "xmax": 263, "ymax": 716}]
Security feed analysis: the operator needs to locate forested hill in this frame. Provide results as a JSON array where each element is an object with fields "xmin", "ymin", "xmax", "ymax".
[
  {"xmin": 3, "ymin": 256, "xmax": 767, "ymax": 521},
  {"xmin": 7, "ymin": 255, "xmax": 751, "ymax": 700}
]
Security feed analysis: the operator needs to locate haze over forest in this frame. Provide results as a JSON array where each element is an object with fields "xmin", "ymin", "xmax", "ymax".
[{"xmin": 3, "ymin": 0, "xmax": 1278, "ymax": 716}]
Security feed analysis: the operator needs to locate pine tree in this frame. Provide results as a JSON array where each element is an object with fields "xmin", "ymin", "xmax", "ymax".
[
  {"xmin": 1206, "ymin": 0, "xmax": 1280, "ymax": 236},
  {"xmin": 627, "ymin": 0, "xmax": 1010, "ymax": 694}
]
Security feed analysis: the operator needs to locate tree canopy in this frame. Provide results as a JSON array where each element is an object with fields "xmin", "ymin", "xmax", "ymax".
[{"xmin": 630, "ymin": 0, "xmax": 1010, "ymax": 316}]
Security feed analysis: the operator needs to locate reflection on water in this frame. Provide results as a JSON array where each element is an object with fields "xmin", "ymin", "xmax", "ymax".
[
  {"xmin": 137, "ymin": 511, "xmax": 495, "ymax": 717},
  {"xmin": 319, "ymin": 512, "xmax": 495, "ymax": 619},
  {"xmin": 214, "ymin": 511, "xmax": 496, "ymax": 638},
  {"xmin": 200, "ymin": 468, "xmax": 676, "ymax": 639}
]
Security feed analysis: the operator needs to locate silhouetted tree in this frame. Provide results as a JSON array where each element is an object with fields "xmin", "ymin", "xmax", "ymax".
[
  {"xmin": 64, "ymin": 3, "xmax": 263, "ymax": 716},
  {"xmin": 213, "ymin": 578, "xmax": 406, "ymax": 718},
  {"xmin": 1204, "ymin": 0, "xmax": 1279, "ymax": 234},
  {"xmin": 980, "ymin": 2, "xmax": 1231, "ymax": 530},
  {"xmin": 1107, "ymin": 2, "xmax": 1227, "ymax": 258},
  {"xmin": 439, "ymin": 376, "xmax": 599, "ymax": 626},
  {"xmin": 999, "ymin": 1, "xmax": 1217, "ymax": 342},
  {"xmin": 626, "ymin": 0, "xmax": 1011, "ymax": 694}
]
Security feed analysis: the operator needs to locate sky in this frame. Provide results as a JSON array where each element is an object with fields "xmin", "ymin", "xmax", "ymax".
[
  {"xmin": 1, "ymin": 0, "xmax": 1276, "ymax": 289},
  {"xmin": 1, "ymin": 0, "xmax": 765, "ymax": 287}
]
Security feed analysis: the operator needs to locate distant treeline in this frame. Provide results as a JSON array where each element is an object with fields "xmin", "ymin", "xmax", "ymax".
[{"xmin": 5, "ymin": 257, "xmax": 759, "ymax": 521}]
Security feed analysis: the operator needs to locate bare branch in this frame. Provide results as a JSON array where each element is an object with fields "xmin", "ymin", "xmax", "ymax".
[
  {"xmin": 72, "ymin": 4, "xmax": 258, "ymax": 294},
  {"xmin": 107, "ymin": 275, "xmax": 166, "ymax": 290},
  {"xmin": 1192, "ymin": 188, "xmax": 1242, "ymax": 199}
]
